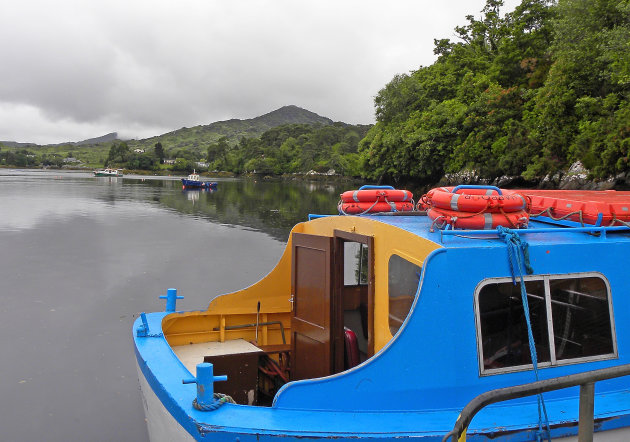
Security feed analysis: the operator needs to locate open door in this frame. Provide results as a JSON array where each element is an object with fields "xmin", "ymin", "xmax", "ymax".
[
  {"xmin": 290, "ymin": 231, "xmax": 374, "ymax": 381},
  {"xmin": 291, "ymin": 233, "xmax": 334, "ymax": 380}
]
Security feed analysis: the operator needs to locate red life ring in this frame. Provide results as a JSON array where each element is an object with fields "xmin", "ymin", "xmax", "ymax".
[
  {"xmin": 340, "ymin": 189, "xmax": 413, "ymax": 203},
  {"xmin": 425, "ymin": 186, "xmax": 528, "ymax": 214},
  {"xmin": 339, "ymin": 201, "xmax": 414, "ymax": 215},
  {"xmin": 427, "ymin": 207, "xmax": 529, "ymax": 230}
]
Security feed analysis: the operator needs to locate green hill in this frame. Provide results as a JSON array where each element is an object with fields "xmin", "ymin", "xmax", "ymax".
[
  {"xmin": 126, "ymin": 105, "xmax": 333, "ymax": 152},
  {"xmin": 0, "ymin": 105, "xmax": 341, "ymax": 169}
]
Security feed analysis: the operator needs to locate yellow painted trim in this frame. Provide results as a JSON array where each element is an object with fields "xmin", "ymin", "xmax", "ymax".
[
  {"xmin": 459, "ymin": 428, "xmax": 467, "ymax": 442},
  {"xmin": 162, "ymin": 216, "xmax": 442, "ymax": 354}
]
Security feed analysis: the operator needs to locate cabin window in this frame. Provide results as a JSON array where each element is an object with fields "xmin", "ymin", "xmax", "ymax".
[
  {"xmin": 478, "ymin": 280, "xmax": 551, "ymax": 370},
  {"xmin": 550, "ymin": 277, "xmax": 614, "ymax": 360},
  {"xmin": 388, "ymin": 255, "xmax": 422, "ymax": 335},
  {"xmin": 476, "ymin": 274, "xmax": 616, "ymax": 374}
]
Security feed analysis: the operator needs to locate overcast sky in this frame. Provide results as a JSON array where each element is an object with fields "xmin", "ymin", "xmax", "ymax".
[{"xmin": 0, "ymin": 0, "xmax": 521, "ymax": 145}]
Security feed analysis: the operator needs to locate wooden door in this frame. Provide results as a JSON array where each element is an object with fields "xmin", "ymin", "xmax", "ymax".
[{"xmin": 291, "ymin": 233, "xmax": 334, "ymax": 380}]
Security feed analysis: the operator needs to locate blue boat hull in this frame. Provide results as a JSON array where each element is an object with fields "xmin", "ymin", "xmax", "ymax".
[
  {"xmin": 134, "ymin": 314, "xmax": 630, "ymax": 441},
  {"xmin": 181, "ymin": 179, "xmax": 217, "ymax": 189}
]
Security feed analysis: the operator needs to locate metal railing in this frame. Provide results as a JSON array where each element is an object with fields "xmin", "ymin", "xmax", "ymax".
[{"xmin": 443, "ymin": 364, "xmax": 630, "ymax": 442}]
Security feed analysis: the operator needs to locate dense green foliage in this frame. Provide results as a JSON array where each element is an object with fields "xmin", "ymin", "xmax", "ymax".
[
  {"xmin": 0, "ymin": 122, "xmax": 368, "ymax": 176},
  {"xmin": 206, "ymin": 123, "xmax": 369, "ymax": 175},
  {"xmin": 102, "ymin": 122, "xmax": 369, "ymax": 175},
  {"xmin": 0, "ymin": 148, "xmax": 41, "ymax": 167},
  {"xmin": 0, "ymin": 143, "xmax": 111, "ymax": 168},
  {"xmin": 360, "ymin": 0, "xmax": 630, "ymax": 184}
]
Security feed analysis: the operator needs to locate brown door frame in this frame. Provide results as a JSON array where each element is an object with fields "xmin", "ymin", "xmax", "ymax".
[
  {"xmin": 333, "ymin": 230, "xmax": 375, "ymax": 362},
  {"xmin": 290, "ymin": 233, "xmax": 335, "ymax": 380},
  {"xmin": 290, "ymin": 230, "xmax": 375, "ymax": 380}
]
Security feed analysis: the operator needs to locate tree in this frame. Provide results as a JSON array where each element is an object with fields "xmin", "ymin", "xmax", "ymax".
[
  {"xmin": 154, "ymin": 142, "xmax": 165, "ymax": 164},
  {"xmin": 526, "ymin": 0, "xmax": 630, "ymax": 176},
  {"xmin": 105, "ymin": 141, "xmax": 130, "ymax": 166},
  {"xmin": 207, "ymin": 137, "xmax": 230, "ymax": 169}
]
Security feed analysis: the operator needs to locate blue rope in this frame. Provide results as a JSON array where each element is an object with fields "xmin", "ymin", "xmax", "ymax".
[{"xmin": 496, "ymin": 226, "xmax": 551, "ymax": 442}]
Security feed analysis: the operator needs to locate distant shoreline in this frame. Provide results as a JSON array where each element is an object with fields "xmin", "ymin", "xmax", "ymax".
[{"xmin": 0, "ymin": 165, "xmax": 363, "ymax": 184}]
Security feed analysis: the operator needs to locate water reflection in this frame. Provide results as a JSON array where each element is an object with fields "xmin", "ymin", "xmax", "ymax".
[
  {"xmin": 0, "ymin": 169, "xmax": 357, "ymax": 240},
  {"xmin": 125, "ymin": 176, "xmax": 351, "ymax": 241},
  {"xmin": 0, "ymin": 168, "xmax": 350, "ymax": 442}
]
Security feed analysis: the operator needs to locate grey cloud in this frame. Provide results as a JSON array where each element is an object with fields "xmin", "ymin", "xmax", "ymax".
[{"xmin": 0, "ymin": 0, "xmax": 521, "ymax": 144}]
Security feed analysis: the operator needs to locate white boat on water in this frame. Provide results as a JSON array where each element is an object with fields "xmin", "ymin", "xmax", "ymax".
[{"xmin": 94, "ymin": 168, "xmax": 123, "ymax": 177}]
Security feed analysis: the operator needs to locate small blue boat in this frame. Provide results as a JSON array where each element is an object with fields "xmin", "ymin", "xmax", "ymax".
[
  {"xmin": 181, "ymin": 171, "xmax": 217, "ymax": 190},
  {"xmin": 133, "ymin": 185, "xmax": 630, "ymax": 441}
]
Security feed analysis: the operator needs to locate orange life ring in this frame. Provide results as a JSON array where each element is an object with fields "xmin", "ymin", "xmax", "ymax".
[
  {"xmin": 339, "ymin": 201, "xmax": 414, "ymax": 215},
  {"xmin": 427, "ymin": 207, "xmax": 529, "ymax": 230},
  {"xmin": 425, "ymin": 186, "xmax": 528, "ymax": 214},
  {"xmin": 340, "ymin": 189, "xmax": 413, "ymax": 203}
]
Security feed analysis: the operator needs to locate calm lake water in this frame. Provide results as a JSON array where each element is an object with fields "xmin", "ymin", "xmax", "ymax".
[{"xmin": 0, "ymin": 169, "xmax": 349, "ymax": 442}]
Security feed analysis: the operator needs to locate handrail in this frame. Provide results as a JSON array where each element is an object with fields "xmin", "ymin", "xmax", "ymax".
[
  {"xmin": 437, "ymin": 225, "xmax": 630, "ymax": 243},
  {"xmin": 442, "ymin": 363, "xmax": 630, "ymax": 442},
  {"xmin": 358, "ymin": 185, "xmax": 395, "ymax": 190},
  {"xmin": 439, "ymin": 225, "xmax": 630, "ymax": 236},
  {"xmin": 451, "ymin": 185, "xmax": 503, "ymax": 195}
]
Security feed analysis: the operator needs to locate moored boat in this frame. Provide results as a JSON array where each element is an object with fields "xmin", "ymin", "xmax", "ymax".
[
  {"xmin": 181, "ymin": 171, "xmax": 217, "ymax": 189},
  {"xmin": 134, "ymin": 185, "xmax": 630, "ymax": 441},
  {"xmin": 94, "ymin": 168, "xmax": 123, "ymax": 177}
]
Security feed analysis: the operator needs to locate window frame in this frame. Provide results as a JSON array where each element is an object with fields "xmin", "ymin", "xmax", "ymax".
[{"xmin": 474, "ymin": 272, "xmax": 617, "ymax": 376}]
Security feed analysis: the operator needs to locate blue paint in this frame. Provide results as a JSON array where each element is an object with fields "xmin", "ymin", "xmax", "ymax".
[
  {"xmin": 530, "ymin": 212, "xmax": 606, "ymax": 228},
  {"xmin": 159, "ymin": 288, "xmax": 184, "ymax": 312},
  {"xmin": 136, "ymin": 312, "xmax": 149, "ymax": 337},
  {"xmin": 358, "ymin": 185, "xmax": 395, "ymax": 190},
  {"xmin": 451, "ymin": 184, "xmax": 503, "ymax": 195},
  {"xmin": 308, "ymin": 214, "xmax": 334, "ymax": 220},
  {"xmin": 133, "ymin": 208, "xmax": 630, "ymax": 441},
  {"xmin": 182, "ymin": 363, "xmax": 228, "ymax": 407}
]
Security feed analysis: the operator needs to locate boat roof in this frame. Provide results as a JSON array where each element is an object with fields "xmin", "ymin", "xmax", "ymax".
[
  {"xmin": 331, "ymin": 213, "xmax": 630, "ymax": 249},
  {"xmin": 331, "ymin": 188, "xmax": 630, "ymax": 249}
]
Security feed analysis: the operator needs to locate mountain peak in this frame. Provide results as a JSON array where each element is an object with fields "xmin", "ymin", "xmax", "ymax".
[
  {"xmin": 251, "ymin": 105, "xmax": 333, "ymax": 126},
  {"xmin": 75, "ymin": 132, "xmax": 119, "ymax": 145}
]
